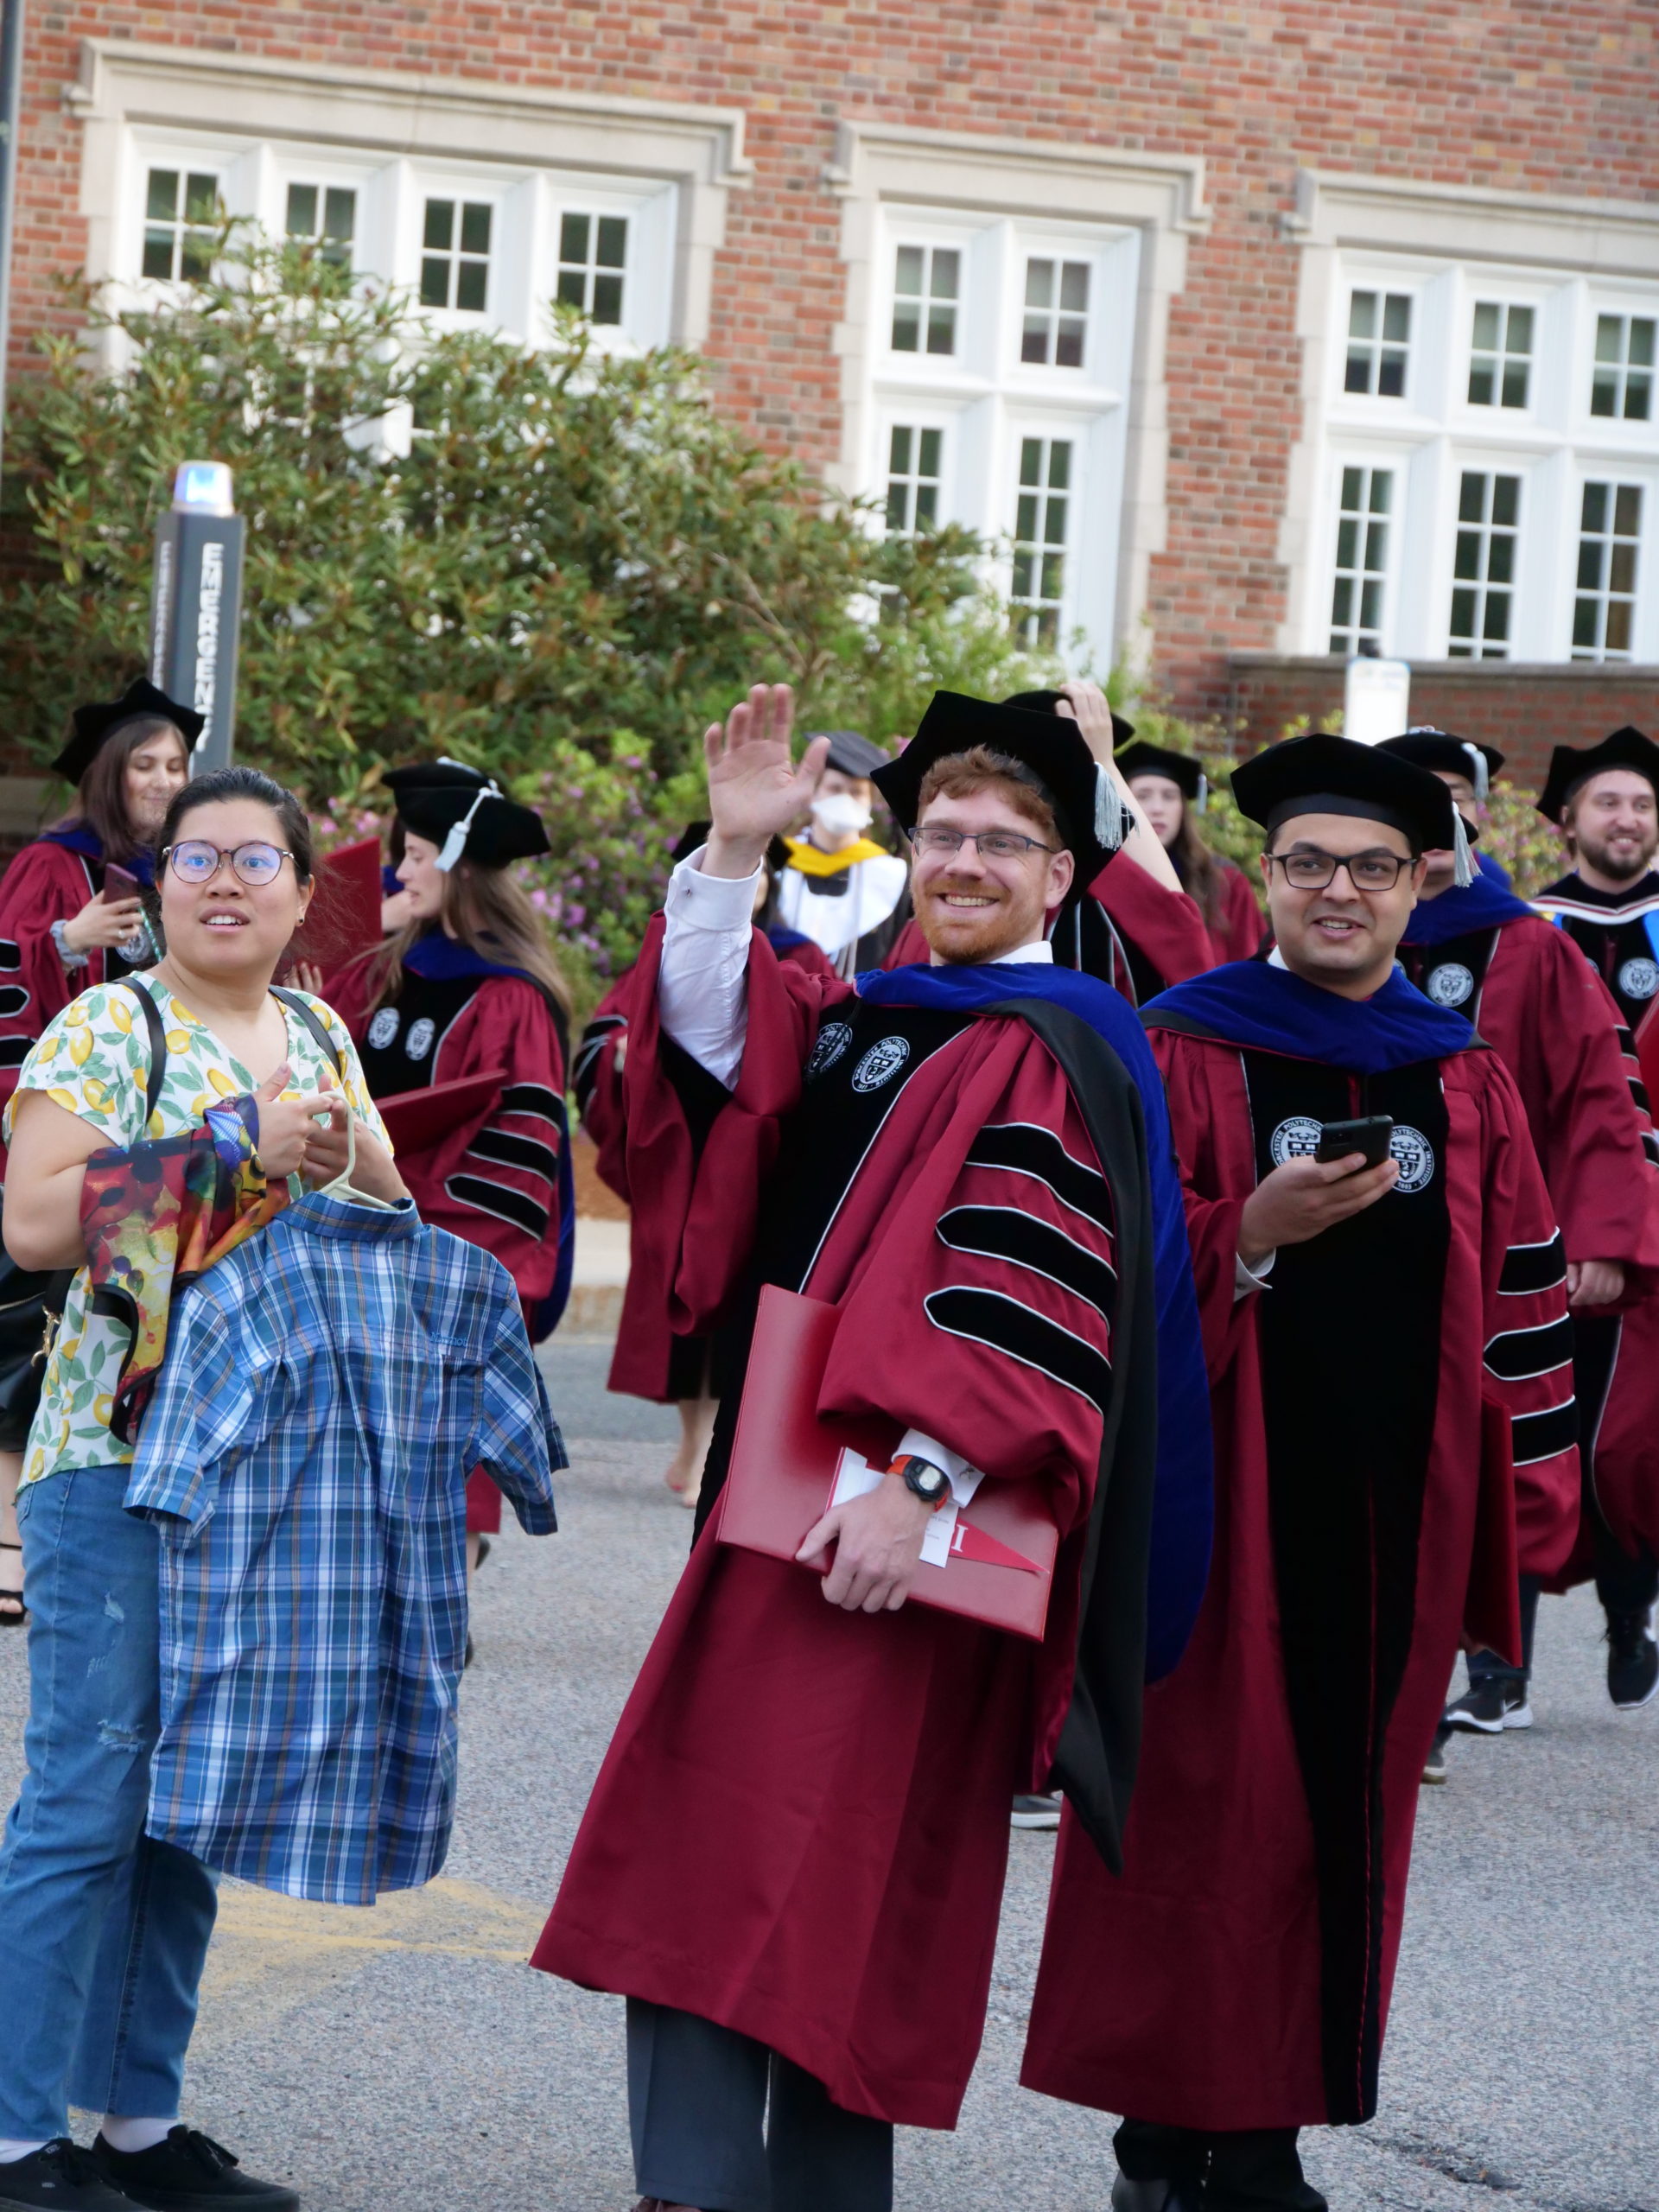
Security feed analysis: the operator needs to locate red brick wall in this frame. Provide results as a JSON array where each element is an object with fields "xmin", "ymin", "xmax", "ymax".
[
  {"xmin": 8, "ymin": 3, "xmax": 1659, "ymax": 721},
  {"xmin": 1227, "ymin": 657, "xmax": 1659, "ymax": 793}
]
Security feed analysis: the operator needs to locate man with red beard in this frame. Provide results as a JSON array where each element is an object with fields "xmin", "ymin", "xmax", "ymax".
[
  {"xmin": 533, "ymin": 687, "xmax": 1211, "ymax": 2212},
  {"xmin": 1382, "ymin": 730, "xmax": 1659, "ymax": 1731},
  {"xmin": 1020, "ymin": 734, "xmax": 1578, "ymax": 2212}
]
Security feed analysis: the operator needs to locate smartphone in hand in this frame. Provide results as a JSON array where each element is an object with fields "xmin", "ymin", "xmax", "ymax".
[
  {"xmin": 1314, "ymin": 1115, "xmax": 1395, "ymax": 1170},
  {"xmin": 103, "ymin": 863, "xmax": 159, "ymax": 963}
]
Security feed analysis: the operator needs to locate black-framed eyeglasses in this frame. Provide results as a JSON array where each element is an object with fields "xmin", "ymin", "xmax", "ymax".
[
  {"xmin": 1265, "ymin": 846, "xmax": 1412, "ymax": 893},
  {"xmin": 163, "ymin": 840, "xmax": 295, "ymax": 887},
  {"xmin": 911, "ymin": 825, "xmax": 1058, "ymax": 861}
]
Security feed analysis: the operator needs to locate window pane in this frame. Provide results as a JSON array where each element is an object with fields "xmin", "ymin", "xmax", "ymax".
[
  {"xmin": 915, "ymin": 484, "xmax": 938, "ymax": 526},
  {"xmin": 1607, "ymin": 601, "xmax": 1634, "ymax": 653},
  {"xmin": 1016, "ymin": 494, "xmax": 1039, "ymax": 540},
  {"xmin": 1486, "ymin": 534, "xmax": 1515, "ymax": 586},
  {"xmin": 894, "ymin": 245, "xmax": 924, "ymax": 297},
  {"xmin": 891, "ymin": 302, "xmax": 919, "ymax": 351},
  {"xmin": 420, "ymin": 257, "xmax": 450, "ymax": 308},
  {"xmin": 142, "ymin": 231, "xmax": 175, "ymax": 281},
  {"xmin": 455, "ymin": 259, "xmax": 487, "ymax": 313},
  {"xmin": 460, "ymin": 202, "xmax": 492, "ymax": 256},
  {"xmin": 1359, "ymin": 579, "xmax": 1382, "ymax": 629},
  {"xmin": 1331, "ymin": 578, "xmax": 1354, "ymax": 627},
  {"xmin": 184, "ymin": 173, "xmax": 219, "ymax": 224},
  {"xmin": 1020, "ymin": 438, "xmax": 1043, "ymax": 486},
  {"xmin": 1610, "ymin": 541, "xmax": 1637, "ymax": 595},
  {"xmin": 1021, "ymin": 320, "xmax": 1050, "ymax": 365},
  {"xmin": 1453, "ymin": 531, "xmax": 1483, "ymax": 582},
  {"xmin": 1348, "ymin": 290, "xmax": 1376, "ymax": 339},
  {"xmin": 925, "ymin": 305, "xmax": 956, "ymax": 354},
  {"xmin": 556, "ymin": 270, "xmax": 587, "ymax": 308},
  {"xmin": 1459, "ymin": 474, "xmax": 1485, "ymax": 524},
  {"xmin": 1471, "ymin": 302, "xmax": 1500, "ymax": 350},
  {"xmin": 1491, "ymin": 474, "xmax": 1519, "ymax": 527},
  {"xmin": 1048, "ymin": 442, "xmax": 1071, "ymax": 488},
  {"xmin": 1376, "ymin": 350, "xmax": 1406, "ymax": 398},
  {"xmin": 147, "ymin": 168, "xmax": 180, "ymax": 223},
  {"xmin": 931, "ymin": 250, "xmax": 959, "ymax": 300},
  {"xmin": 423, "ymin": 200, "xmax": 454, "ymax": 251},
  {"xmin": 179, "ymin": 233, "xmax": 213, "ymax": 283},
  {"xmin": 885, "ymin": 485, "xmax": 909, "ymax": 532},
  {"xmin": 1592, "ymin": 371, "xmax": 1618, "ymax": 417},
  {"xmin": 1596, "ymin": 316, "xmax": 1622, "ymax": 363},
  {"xmin": 1369, "ymin": 474, "xmax": 1392, "ymax": 513},
  {"xmin": 1577, "ymin": 540, "xmax": 1605, "ymax": 591},
  {"xmin": 1483, "ymin": 595, "xmax": 1510, "ymax": 642},
  {"xmin": 1012, "ymin": 550, "xmax": 1033, "ymax": 597},
  {"xmin": 1025, "ymin": 257, "xmax": 1054, "ymax": 308},
  {"xmin": 1059, "ymin": 261, "xmax": 1090, "ymax": 312},
  {"xmin": 286, "ymin": 184, "xmax": 318, "ymax": 236},
  {"xmin": 1364, "ymin": 520, "xmax": 1389, "ymax": 569},
  {"xmin": 1041, "ymin": 551, "xmax": 1065, "ymax": 598},
  {"xmin": 1450, "ymin": 588, "xmax": 1477, "ymax": 637},
  {"xmin": 597, "ymin": 216, "xmax": 628, "ymax": 268},
  {"xmin": 592, "ymin": 274, "xmax": 624, "ymax": 323},
  {"xmin": 1624, "ymin": 372, "xmax": 1652, "ymax": 422},
  {"xmin": 1582, "ymin": 481, "xmax": 1608, "ymax": 531},
  {"xmin": 1336, "ymin": 518, "xmax": 1358, "ymax": 570},
  {"xmin": 1573, "ymin": 598, "xmax": 1600, "ymax": 650},
  {"xmin": 1055, "ymin": 318, "xmax": 1086, "ymax": 368},
  {"xmin": 1630, "ymin": 319, "xmax": 1656, "ymax": 368},
  {"xmin": 1338, "ymin": 465, "xmax": 1362, "ymax": 508},
  {"xmin": 1344, "ymin": 352, "xmax": 1372, "ymax": 395},
  {"xmin": 561, "ymin": 213, "xmax": 589, "ymax": 264},
  {"xmin": 1501, "ymin": 361, "xmax": 1529, "ymax": 409},
  {"xmin": 888, "ymin": 425, "xmax": 912, "ymax": 473},
  {"xmin": 1509, "ymin": 305, "xmax": 1534, "ymax": 353},
  {"xmin": 918, "ymin": 429, "xmax": 942, "ymax": 475},
  {"xmin": 1382, "ymin": 294, "xmax": 1411, "ymax": 342},
  {"xmin": 1045, "ymin": 498, "xmax": 1068, "ymax": 543},
  {"xmin": 1614, "ymin": 485, "xmax": 1643, "ymax": 536},
  {"xmin": 1468, "ymin": 363, "xmax": 1496, "ymax": 406},
  {"xmin": 323, "ymin": 188, "xmax": 356, "ymax": 244}
]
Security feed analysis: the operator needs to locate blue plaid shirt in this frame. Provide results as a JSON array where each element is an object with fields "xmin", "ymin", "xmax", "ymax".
[{"xmin": 125, "ymin": 1190, "xmax": 563, "ymax": 1905}]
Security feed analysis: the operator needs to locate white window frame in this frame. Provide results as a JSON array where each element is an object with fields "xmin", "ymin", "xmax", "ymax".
[
  {"xmin": 829, "ymin": 118, "xmax": 1207, "ymax": 674},
  {"xmin": 1324, "ymin": 454, "xmax": 1400, "ymax": 656},
  {"xmin": 1283, "ymin": 169, "xmax": 1659, "ymax": 667},
  {"xmin": 72, "ymin": 40, "xmax": 750, "ymax": 357}
]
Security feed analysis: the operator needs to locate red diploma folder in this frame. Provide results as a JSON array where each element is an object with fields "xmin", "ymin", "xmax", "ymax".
[
  {"xmin": 376, "ymin": 1070, "xmax": 505, "ymax": 1154},
  {"xmin": 716, "ymin": 1284, "xmax": 1060, "ymax": 1641},
  {"xmin": 318, "ymin": 838, "xmax": 386, "ymax": 963}
]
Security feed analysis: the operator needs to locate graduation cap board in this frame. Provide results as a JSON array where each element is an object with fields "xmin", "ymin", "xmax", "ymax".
[
  {"xmin": 1535, "ymin": 726, "xmax": 1659, "ymax": 823},
  {"xmin": 870, "ymin": 690, "xmax": 1124, "ymax": 884},
  {"xmin": 1000, "ymin": 689, "xmax": 1137, "ymax": 752},
  {"xmin": 1232, "ymin": 731, "xmax": 1474, "ymax": 884},
  {"xmin": 671, "ymin": 821, "xmax": 791, "ymax": 874},
  {"xmin": 384, "ymin": 760, "xmax": 550, "ymax": 871},
  {"xmin": 1116, "ymin": 738, "xmax": 1208, "ymax": 810},
  {"xmin": 1377, "ymin": 729, "xmax": 1503, "ymax": 802},
  {"xmin": 809, "ymin": 730, "xmax": 891, "ymax": 780},
  {"xmin": 53, "ymin": 677, "xmax": 205, "ymax": 787}
]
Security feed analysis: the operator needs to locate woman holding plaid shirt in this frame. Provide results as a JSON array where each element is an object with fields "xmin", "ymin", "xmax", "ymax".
[{"xmin": 0, "ymin": 767, "xmax": 400, "ymax": 2212}]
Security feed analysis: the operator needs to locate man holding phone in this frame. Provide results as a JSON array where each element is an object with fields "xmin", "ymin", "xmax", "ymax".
[{"xmin": 1020, "ymin": 734, "xmax": 1580, "ymax": 2212}]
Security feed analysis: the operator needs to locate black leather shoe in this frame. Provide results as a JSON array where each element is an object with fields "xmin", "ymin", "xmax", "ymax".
[
  {"xmin": 1110, "ymin": 2177, "xmax": 1203, "ymax": 2212},
  {"xmin": 0, "ymin": 2139, "xmax": 134, "ymax": 2209},
  {"xmin": 91, "ymin": 2130, "xmax": 300, "ymax": 2211}
]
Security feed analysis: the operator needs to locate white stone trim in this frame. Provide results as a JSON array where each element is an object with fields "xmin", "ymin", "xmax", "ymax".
[
  {"xmin": 827, "ymin": 118, "xmax": 1207, "ymax": 671},
  {"xmin": 1280, "ymin": 168, "xmax": 1659, "ymax": 658},
  {"xmin": 67, "ymin": 39, "xmax": 750, "ymax": 346}
]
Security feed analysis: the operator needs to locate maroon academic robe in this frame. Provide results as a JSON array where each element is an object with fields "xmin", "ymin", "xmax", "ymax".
[
  {"xmin": 1204, "ymin": 861, "xmax": 1266, "ymax": 967},
  {"xmin": 576, "ymin": 934, "xmax": 836, "ymax": 1405},
  {"xmin": 0, "ymin": 837, "xmax": 124, "ymax": 1162},
  {"xmin": 1021, "ymin": 1027, "xmax": 1578, "ymax": 2133},
  {"xmin": 1399, "ymin": 912, "xmax": 1659, "ymax": 1582},
  {"xmin": 327, "ymin": 950, "xmax": 567, "ymax": 1535},
  {"xmin": 534, "ymin": 918, "xmax": 1129, "ymax": 2129}
]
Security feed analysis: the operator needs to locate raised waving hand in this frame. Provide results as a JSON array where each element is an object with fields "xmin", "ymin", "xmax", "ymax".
[{"xmin": 702, "ymin": 684, "xmax": 831, "ymax": 880}]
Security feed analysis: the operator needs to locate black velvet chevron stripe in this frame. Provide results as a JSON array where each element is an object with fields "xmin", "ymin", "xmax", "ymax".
[
  {"xmin": 0, "ymin": 938, "xmax": 17, "ymax": 969},
  {"xmin": 467, "ymin": 1127, "xmax": 561, "ymax": 1183},
  {"xmin": 1497, "ymin": 1233, "xmax": 1567, "ymax": 1295},
  {"xmin": 0, "ymin": 986, "xmax": 26, "ymax": 1020},
  {"xmin": 937, "ymin": 1205, "xmax": 1116, "ymax": 1316},
  {"xmin": 572, "ymin": 1014, "xmax": 626, "ymax": 1105},
  {"xmin": 499, "ymin": 1082, "xmax": 563, "ymax": 1123},
  {"xmin": 0, "ymin": 1036, "xmax": 31, "ymax": 1068},
  {"xmin": 1484, "ymin": 1313, "xmax": 1575, "ymax": 1381},
  {"xmin": 963, "ymin": 1122, "xmax": 1112, "ymax": 1230},
  {"xmin": 1510, "ymin": 1397, "xmax": 1580, "ymax": 1466},
  {"xmin": 925, "ymin": 1286, "xmax": 1112, "ymax": 1414},
  {"xmin": 444, "ymin": 1172, "xmax": 549, "ymax": 1240}
]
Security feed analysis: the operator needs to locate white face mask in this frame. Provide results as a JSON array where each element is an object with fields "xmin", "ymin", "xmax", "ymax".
[{"xmin": 811, "ymin": 791, "xmax": 873, "ymax": 837}]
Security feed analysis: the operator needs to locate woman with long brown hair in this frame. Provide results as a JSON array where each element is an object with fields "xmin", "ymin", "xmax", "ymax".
[
  {"xmin": 1117, "ymin": 736, "xmax": 1266, "ymax": 967},
  {"xmin": 321, "ymin": 763, "xmax": 573, "ymax": 1576}
]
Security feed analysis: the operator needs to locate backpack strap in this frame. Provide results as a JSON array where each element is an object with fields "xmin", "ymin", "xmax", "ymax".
[
  {"xmin": 114, "ymin": 977, "xmax": 168, "ymax": 1126},
  {"xmin": 269, "ymin": 986, "xmax": 346, "ymax": 1078}
]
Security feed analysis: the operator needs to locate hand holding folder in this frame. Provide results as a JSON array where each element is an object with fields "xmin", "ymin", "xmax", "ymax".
[{"xmin": 716, "ymin": 1285, "xmax": 1060, "ymax": 1640}]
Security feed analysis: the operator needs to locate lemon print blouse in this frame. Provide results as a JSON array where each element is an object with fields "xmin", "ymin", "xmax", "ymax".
[{"xmin": 4, "ymin": 974, "xmax": 387, "ymax": 1489}]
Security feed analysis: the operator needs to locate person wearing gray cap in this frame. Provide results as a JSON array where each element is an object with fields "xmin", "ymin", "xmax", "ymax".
[{"xmin": 770, "ymin": 730, "xmax": 909, "ymax": 976}]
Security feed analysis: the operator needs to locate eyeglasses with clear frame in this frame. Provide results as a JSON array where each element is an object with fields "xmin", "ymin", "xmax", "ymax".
[
  {"xmin": 163, "ymin": 840, "xmax": 296, "ymax": 887},
  {"xmin": 1264, "ymin": 846, "xmax": 1414, "ymax": 893},
  {"xmin": 910, "ymin": 824, "xmax": 1058, "ymax": 862}
]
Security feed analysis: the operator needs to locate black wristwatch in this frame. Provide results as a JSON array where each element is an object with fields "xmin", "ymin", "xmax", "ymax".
[{"xmin": 893, "ymin": 1453, "xmax": 951, "ymax": 1507}]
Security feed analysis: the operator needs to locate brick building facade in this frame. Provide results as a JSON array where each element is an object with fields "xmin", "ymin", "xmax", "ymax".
[{"xmin": 4, "ymin": 2, "xmax": 1659, "ymax": 796}]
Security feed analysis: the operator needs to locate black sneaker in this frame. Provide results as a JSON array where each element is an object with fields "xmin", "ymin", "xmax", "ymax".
[
  {"xmin": 1443, "ymin": 1678, "xmax": 1532, "ymax": 1733},
  {"xmin": 1606, "ymin": 1605, "xmax": 1659, "ymax": 1710},
  {"xmin": 1012, "ymin": 1791, "xmax": 1062, "ymax": 1830},
  {"xmin": 0, "ymin": 2139, "xmax": 134, "ymax": 2209},
  {"xmin": 1421, "ymin": 1726, "xmax": 1450, "ymax": 1784},
  {"xmin": 92, "ymin": 2130, "xmax": 299, "ymax": 2211},
  {"xmin": 1109, "ymin": 2177, "xmax": 1203, "ymax": 2212}
]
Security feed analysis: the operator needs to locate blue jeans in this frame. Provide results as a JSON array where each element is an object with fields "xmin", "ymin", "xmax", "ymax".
[{"xmin": 0, "ymin": 1466, "xmax": 218, "ymax": 2140}]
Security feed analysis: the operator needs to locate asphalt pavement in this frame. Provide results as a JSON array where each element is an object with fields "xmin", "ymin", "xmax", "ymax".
[{"xmin": 0, "ymin": 1336, "xmax": 1655, "ymax": 2211}]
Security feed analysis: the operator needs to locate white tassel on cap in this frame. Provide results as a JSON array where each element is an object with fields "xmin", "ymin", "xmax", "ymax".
[
  {"xmin": 1094, "ymin": 766, "xmax": 1127, "ymax": 852},
  {"xmin": 1452, "ymin": 809, "xmax": 1475, "ymax": 887},
  {"xmin": 435, "ymin": 776, "xmax": 503, "ymax": 872},
  {"xmin": 1462, "ymin": 742, "xmax": 1490, "ymax": 803},
  {"xmin": 1195, "ymin": 771, "xmax": 1209, "ymax": 815}
]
